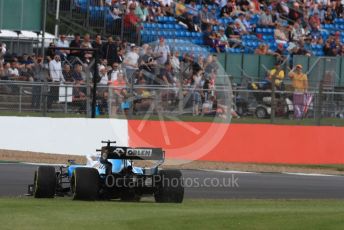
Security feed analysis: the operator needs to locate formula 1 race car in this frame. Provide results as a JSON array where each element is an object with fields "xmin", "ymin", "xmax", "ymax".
[{"xmin": 28, "ymin": 141, "xmax": 184, "ymax": 203}]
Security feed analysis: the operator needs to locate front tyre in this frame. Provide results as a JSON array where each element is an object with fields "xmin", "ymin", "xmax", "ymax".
[
  {"xmin": 71, "ymin": 168, "xmax": 99, "ymax": 200},
  {"xmin": 154, "ymin": 170, "xmax": 184, "ymax": 203},
  {"xmin": 34, "ymin": 166, "xmax": 56, "ymax": 198}
]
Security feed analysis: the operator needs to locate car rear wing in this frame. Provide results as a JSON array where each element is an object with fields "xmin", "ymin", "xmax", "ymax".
[{"xmin": 100, "ymin": 146, "xmax": 165, "ymax": 161}]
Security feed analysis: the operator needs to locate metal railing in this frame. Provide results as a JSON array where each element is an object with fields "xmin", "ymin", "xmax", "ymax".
[{"xmin": 1, "ymin": 80, "xmax": 344, "ymax": 125}]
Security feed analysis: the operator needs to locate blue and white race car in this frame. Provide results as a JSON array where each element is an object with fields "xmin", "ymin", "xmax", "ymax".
[{"xmin": 29, "ymin": 141, "xmax": 184, "ymax": 203}]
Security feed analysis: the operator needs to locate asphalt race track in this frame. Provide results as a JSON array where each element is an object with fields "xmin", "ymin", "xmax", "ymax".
[{"xmin": 1, "ymin": 163, "xmax": 344, "ymax": 199}]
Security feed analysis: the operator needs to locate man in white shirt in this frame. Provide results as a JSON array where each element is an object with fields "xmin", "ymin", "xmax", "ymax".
[
  {"xmin": 123, "ymin": 44, "xmax": 139, "ymax": 84},
  {"xmin": 49, "ymin": 55, "xmax": 64, "ymax": 82},
  {"xmin": 48, "ymin": 55, "xmax": 64, "ymax": 109}
]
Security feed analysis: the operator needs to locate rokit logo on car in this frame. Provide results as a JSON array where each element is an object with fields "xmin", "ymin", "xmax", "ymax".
[{"xmin": 126, "ymin": 148, "xmax": 152, "ymax": 157}]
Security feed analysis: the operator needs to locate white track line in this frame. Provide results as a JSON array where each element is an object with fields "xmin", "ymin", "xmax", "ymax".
[
  {"xmin": 203, "ymin": 169, "xmax": 258, "ymax": 174},
  {"xmin": 204, "ymin": 169, "xmax": 342, "ymax": 177},
  {"xmin": 282, "ymin": 172, "xmax": 341, "ymax": 177}
]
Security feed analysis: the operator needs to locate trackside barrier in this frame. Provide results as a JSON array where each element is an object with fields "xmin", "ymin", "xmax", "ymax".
[
  {"xmin": 128, "ymin": 121, "xmax": 344, "ymax": 164},
  {"xmin": 0, "ymin": 117, "xmax": 344, "ymax": 164}
]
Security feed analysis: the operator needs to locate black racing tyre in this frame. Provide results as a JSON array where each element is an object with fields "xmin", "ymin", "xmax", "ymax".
[
  {"xmin": 71, "ymin": 168, "xmax": 99, "ymax": 200},
  {"xmin": 34, "ymin": 166, "xmax": 56, "ymax": 198},
  {"xmin": 255, "ymin": 106, "xmax": 268, "ymax": 119},
  {"xmin": 154, "ymin": 169, "xmax": 184, "ymax": 203}
]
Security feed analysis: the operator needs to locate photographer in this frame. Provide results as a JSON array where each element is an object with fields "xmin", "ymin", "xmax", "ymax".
[{"xmin": 139, "ymin": 45, "xmax": 157, "ymax": 85}]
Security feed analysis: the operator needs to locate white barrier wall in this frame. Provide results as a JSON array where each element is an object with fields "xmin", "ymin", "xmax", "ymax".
[{"xmin": 0, "ymin": 117, "xmax": 128, "ymax": 155}]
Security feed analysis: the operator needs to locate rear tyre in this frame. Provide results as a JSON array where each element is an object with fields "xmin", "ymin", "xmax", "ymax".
[
  {"xmin": 34, "ymin": 166, "xmax": 56, "ymax": 198},
  {"xmin": 71, "ymin": 168, "xmax": 99, "ymax": 200},
  {"xmin": 154, "ymin": 170, "xmax": 184, "ymax": 203}
]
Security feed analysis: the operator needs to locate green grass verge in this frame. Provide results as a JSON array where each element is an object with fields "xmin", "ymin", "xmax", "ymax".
[
  {"xmin": 1, "ymin": 198, "xmax": 344, "ymax": 230},
  {"xmin": 1, "ymin": 111, "xmax": 344, "ymax": 126}
]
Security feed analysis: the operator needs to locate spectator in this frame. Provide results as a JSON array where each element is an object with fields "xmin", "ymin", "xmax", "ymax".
[
  {"xmin": 102, "ymin": 36, "xmax": 118, "ymax": 66},
  {"xmin": 259, "ymin": 7, "xmax": 274, "ymax": 27},
  {"xmin": 220, "ymin": 1, "xmax": 234, "ymax": 18},
  {"xmin": 55, "ymin": 34, "xmax": 70, "ymax": 59},
  {"xmin": 170, "ymin": 51, "xmax": 180, "ymax": 73},
  {"xmin": 48, "ymin": 54, "xmax": 64, "ymax": 110},
  {"xmin": 115, "ymin": 47, "xmax": 125, "ymax": 64},
  {"xmin": 175, "ymin": 0, "xmax": 187, "ymax": 17},
  {"xmin": 290, "ymin": 22, "xmax": 307, "ymax": 42},
  {"xmin": 20, "ymin": 63, "xmax": 34, "ymax": 82},
  {"xmin": 31, "ymin": 56, "xmax": 45, "ymax": 109},
  {"xmin": 309, "ymin": 12, "xmax": 321, "ymax": 30},
  {"xmin": 288, "ymin": 2, "xmax": 302, "ymax": 24},
  {"xmin": 8, "ymin": 60, "xmax": 20, "ymax": 80},
  {"xmin": 225, "ymin": 22, "xmax": 243, "ymax": 46},
  {"xmin": 124, "ymin": 3, "xmax": 141, "ymax": 42},
  {"xmin": 109, "ymin": 62, "xmax": 121, "ymax": 82},
  {"xmin": 200, "ymin": 4, "xmax": 214, "ymax": 30},
  {"xmin": 153, "ymin": 37, "xmax": 170, "ymax": 66},
  {"xmin": 234, "ymin": 13, "xmax": 247, "ymax": 33},
  {"xmin": 275, "ymin": 43, "xmax": 287, "ymax": 62},
  {"xmin": 203, "ymin": 26, "xmax": 221, "ymax": 52},
  {"xmin": 92, "ymin": 34, "xmax": 104, "ymax": 58},
  {"xmin": 158, "ymin": 62, "xmax": 175, "ymax": 85},
  {"xmin": 123, "ymin": 44, "xmax": 140, "ymax": 84},
  {"xmin": 139, "ymin": 45, "xmax": 157, "ymax": 84},
  {"xmin": 186, "ymin": 0, "xmax": 200, "ymax": 24},
  {"xmin": 274, "ymin": 23, "xmax": 289, "ymax": 45},
  {"xmin": 267, "ymin": 62, "xmax": 285, "ymax": 90},
  {"xmin": 191, "ymin": 68, "xmax": 203, "ymax": 116},
  {"xmin": 72, "ymin": 64, "xmax": 85, "ymax": 83},
  {"xmin": 0, "ymin": 43, "xmax": 7, "ymax": 63},
  {"xmin": 288, "ymin": 64, "xmax": 308, "ymax": 119},
  {"xmin": 98, "ymin": 65, "xmax": 109, "ymax": 85},
  {"xmin": 218, "ymin": 27, "xmax": 229, "ymax": 48},
  {"xmin": 72, "ymin": 82, "xmax": 87, "ymax": 113},
  {"xmin": 334, "ymin": 0, "xmax": 344, "ymax": 17},
  {"xmin": 62, "ymin": 64, "xmax": 74, "ymax": 83},
  {"xmin": 135, "ymin": 1, "xmax": 149, "ymax": 21},
  {"xmin": 323, "ymin": 7, "xmax": 335, "ymax": 24},
  {"xmin": 69, "ymin": 33, "xmax": 82, "ymax": 58},
  {"xmin": 111, "ymin": 72, "xmax": 127, "ymax": 115},
  {"xmin": 243, "ymin": 13, "xmax": 255, "ymax": 33},
  {"xmin": 46, "ymin": 42, "xmax": 56, "ymax": 61},
  {"xmin": 0, "ymin": 63, "xmax": 6, "ymax": 80}
]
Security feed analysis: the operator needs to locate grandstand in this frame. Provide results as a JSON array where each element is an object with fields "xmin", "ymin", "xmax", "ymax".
[{"xmin": 50, "ymin": 0, "xmax": 344, "ymax": 57}]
